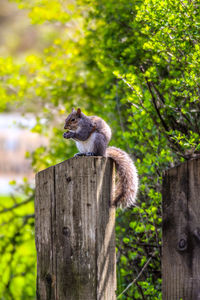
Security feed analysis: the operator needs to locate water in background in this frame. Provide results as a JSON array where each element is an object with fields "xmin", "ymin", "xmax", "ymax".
[{"xmin": 0, "ymin": 113, "xmax": 47, "ymax": 194}]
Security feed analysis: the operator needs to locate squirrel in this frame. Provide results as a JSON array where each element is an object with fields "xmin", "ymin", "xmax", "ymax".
[{"xmin": 63, "ymin": 108, "xmax": 138, "ymax": 208}]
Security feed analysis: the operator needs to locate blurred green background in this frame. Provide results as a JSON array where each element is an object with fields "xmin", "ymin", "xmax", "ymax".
[{"xmin": 0, "ymin": 0, "xmax": 200, "ymax": 299}]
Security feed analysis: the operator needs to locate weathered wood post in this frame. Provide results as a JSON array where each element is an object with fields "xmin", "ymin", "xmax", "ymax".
[
  {"xmin": 35, "ymin": 157, "xmax": 116, "ymax": 300},
  {"xmin": 162, "ymin": 157, "xmax": 200, "ymax": 300}
]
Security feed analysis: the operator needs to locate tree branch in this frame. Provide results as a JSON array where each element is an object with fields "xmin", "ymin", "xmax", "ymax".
[
  {"xmin": 117, "ymin": 251, "xmax": 156, "ymax": 299},
  {"xmin": 0, "ymin": 195, "xmax": 34, "ymax": 214}
]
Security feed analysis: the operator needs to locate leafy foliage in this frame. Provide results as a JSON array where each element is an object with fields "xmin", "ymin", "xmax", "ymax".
[
  {"xmin": 0, "ymin": 0, "xmax": 200, "ymax": 298},
  {"xmin": 0, "ymin": 192, "xmax": 35, "ymax": 300}
]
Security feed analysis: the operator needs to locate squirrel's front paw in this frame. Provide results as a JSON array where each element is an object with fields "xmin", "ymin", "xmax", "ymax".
[{"xmin": 63, "ymin": 131, "xmax": 74, "ymax": 139}]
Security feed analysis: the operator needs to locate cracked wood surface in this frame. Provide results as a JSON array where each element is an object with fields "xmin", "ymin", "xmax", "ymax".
[
  {"xmin": 162, "ymin": 158, "xmax": 200, "ymax": 300},
  {"xmin": 35, "ymin": 157, "xmax": 116, "ymax": 300}
]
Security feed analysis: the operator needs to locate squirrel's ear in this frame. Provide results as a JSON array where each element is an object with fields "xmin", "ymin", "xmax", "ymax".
[
  {"xmin": 72, "ymin": 107, "xmax": 76, "ymax": 113},
  {"xmin": 77, "ymin": 108, "xmax": 82, "ymax": 117}
]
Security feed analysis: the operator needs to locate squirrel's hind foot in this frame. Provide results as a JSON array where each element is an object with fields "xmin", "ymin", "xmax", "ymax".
[
  {"xmin": 85, "ymin": 152, "xmax": 96, "ymax": 156},
  {"xmin": 74, "ymin": 152, "xmax": 86, "ymax": 157},
  {"xmin": 74, "ymin": 152, "xmax": 96, "ymax": 157}
]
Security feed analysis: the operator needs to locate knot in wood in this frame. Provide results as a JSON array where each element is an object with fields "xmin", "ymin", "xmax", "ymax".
[
  {"xmin": 45, "ymin": 273, "xmax": 52, "ymax": 285},
  {"xmin": 65, "ymin": 175, "xmax": 72, "ymax": 183},
  {"xmin": 62, "ymin": 226, "xmax": 71, "ymax": 237},
  {"xmin": 178, "ymin": 238, "xmax": 187, "ymax": 252}
]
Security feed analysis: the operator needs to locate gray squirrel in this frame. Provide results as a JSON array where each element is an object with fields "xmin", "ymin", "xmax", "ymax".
[{"xmin": 63, "ymin": 108, "xmax": 138, "ymax": 208}]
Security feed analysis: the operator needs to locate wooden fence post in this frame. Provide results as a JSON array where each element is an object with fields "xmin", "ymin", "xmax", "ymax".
[
  {"xmin": 35, "ymin": 157, "xmax": 116, "ymax": 300},
  {"xmin": 162, "ymin": 157, "xmax": 200, "ymax": 300}
]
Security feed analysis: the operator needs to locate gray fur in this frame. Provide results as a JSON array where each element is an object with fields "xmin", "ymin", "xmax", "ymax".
[
  {"xmin": 92, "ymin": 133, "xmax": 108, "ymax": 156},
  {"xmin": 63, "ymin": 109, "xmax": 138, "ymax": 207}
]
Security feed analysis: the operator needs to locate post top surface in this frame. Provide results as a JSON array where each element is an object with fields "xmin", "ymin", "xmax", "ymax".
[
  {"xmin": 163, "ymin": 156, "xmax": 200, "ymax": 178},
  {"xmin": 36, "ymin": 156, "xmax": 113, "ymax": 177}
]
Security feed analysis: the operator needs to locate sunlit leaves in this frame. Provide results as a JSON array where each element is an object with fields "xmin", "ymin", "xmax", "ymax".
[
  {"xmin": 0, "ymin": 195, "xmax": 35, "ymax": 299},
  {"xmin": 132, "ymin": 0, "xmax": 200, "ymax": 153},
  {"xmin": 12, "ymin": 0, "xmax": 72, "ymax": 24}
]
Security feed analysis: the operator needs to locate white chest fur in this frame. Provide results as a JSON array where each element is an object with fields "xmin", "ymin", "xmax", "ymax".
[{"xmin": 75, "ymin": 132, "xmax": 96, "ymax": 153}]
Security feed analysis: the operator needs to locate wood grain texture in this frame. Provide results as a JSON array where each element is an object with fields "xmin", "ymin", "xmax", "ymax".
[
  {"xmin": 35, "ymin": 157, "xmax": 116, "ymax": 300},
  {"xmin": 35, "ymin": 165, "xmax": 56, "ymax": 300},
  {"xmin": 162, "ymin": 158, "xmax": 200, "ymax": 300}
]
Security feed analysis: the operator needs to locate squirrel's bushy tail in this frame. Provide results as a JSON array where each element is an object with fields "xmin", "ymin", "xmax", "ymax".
[{"xmin": 106, "ymin": 146, "xmax": 138, "ymax": 208}]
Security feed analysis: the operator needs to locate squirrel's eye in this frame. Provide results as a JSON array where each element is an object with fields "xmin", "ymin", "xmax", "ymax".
[{"xmin": 71, "ymin": 118, "xmax": 75, "ymax": 122}]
